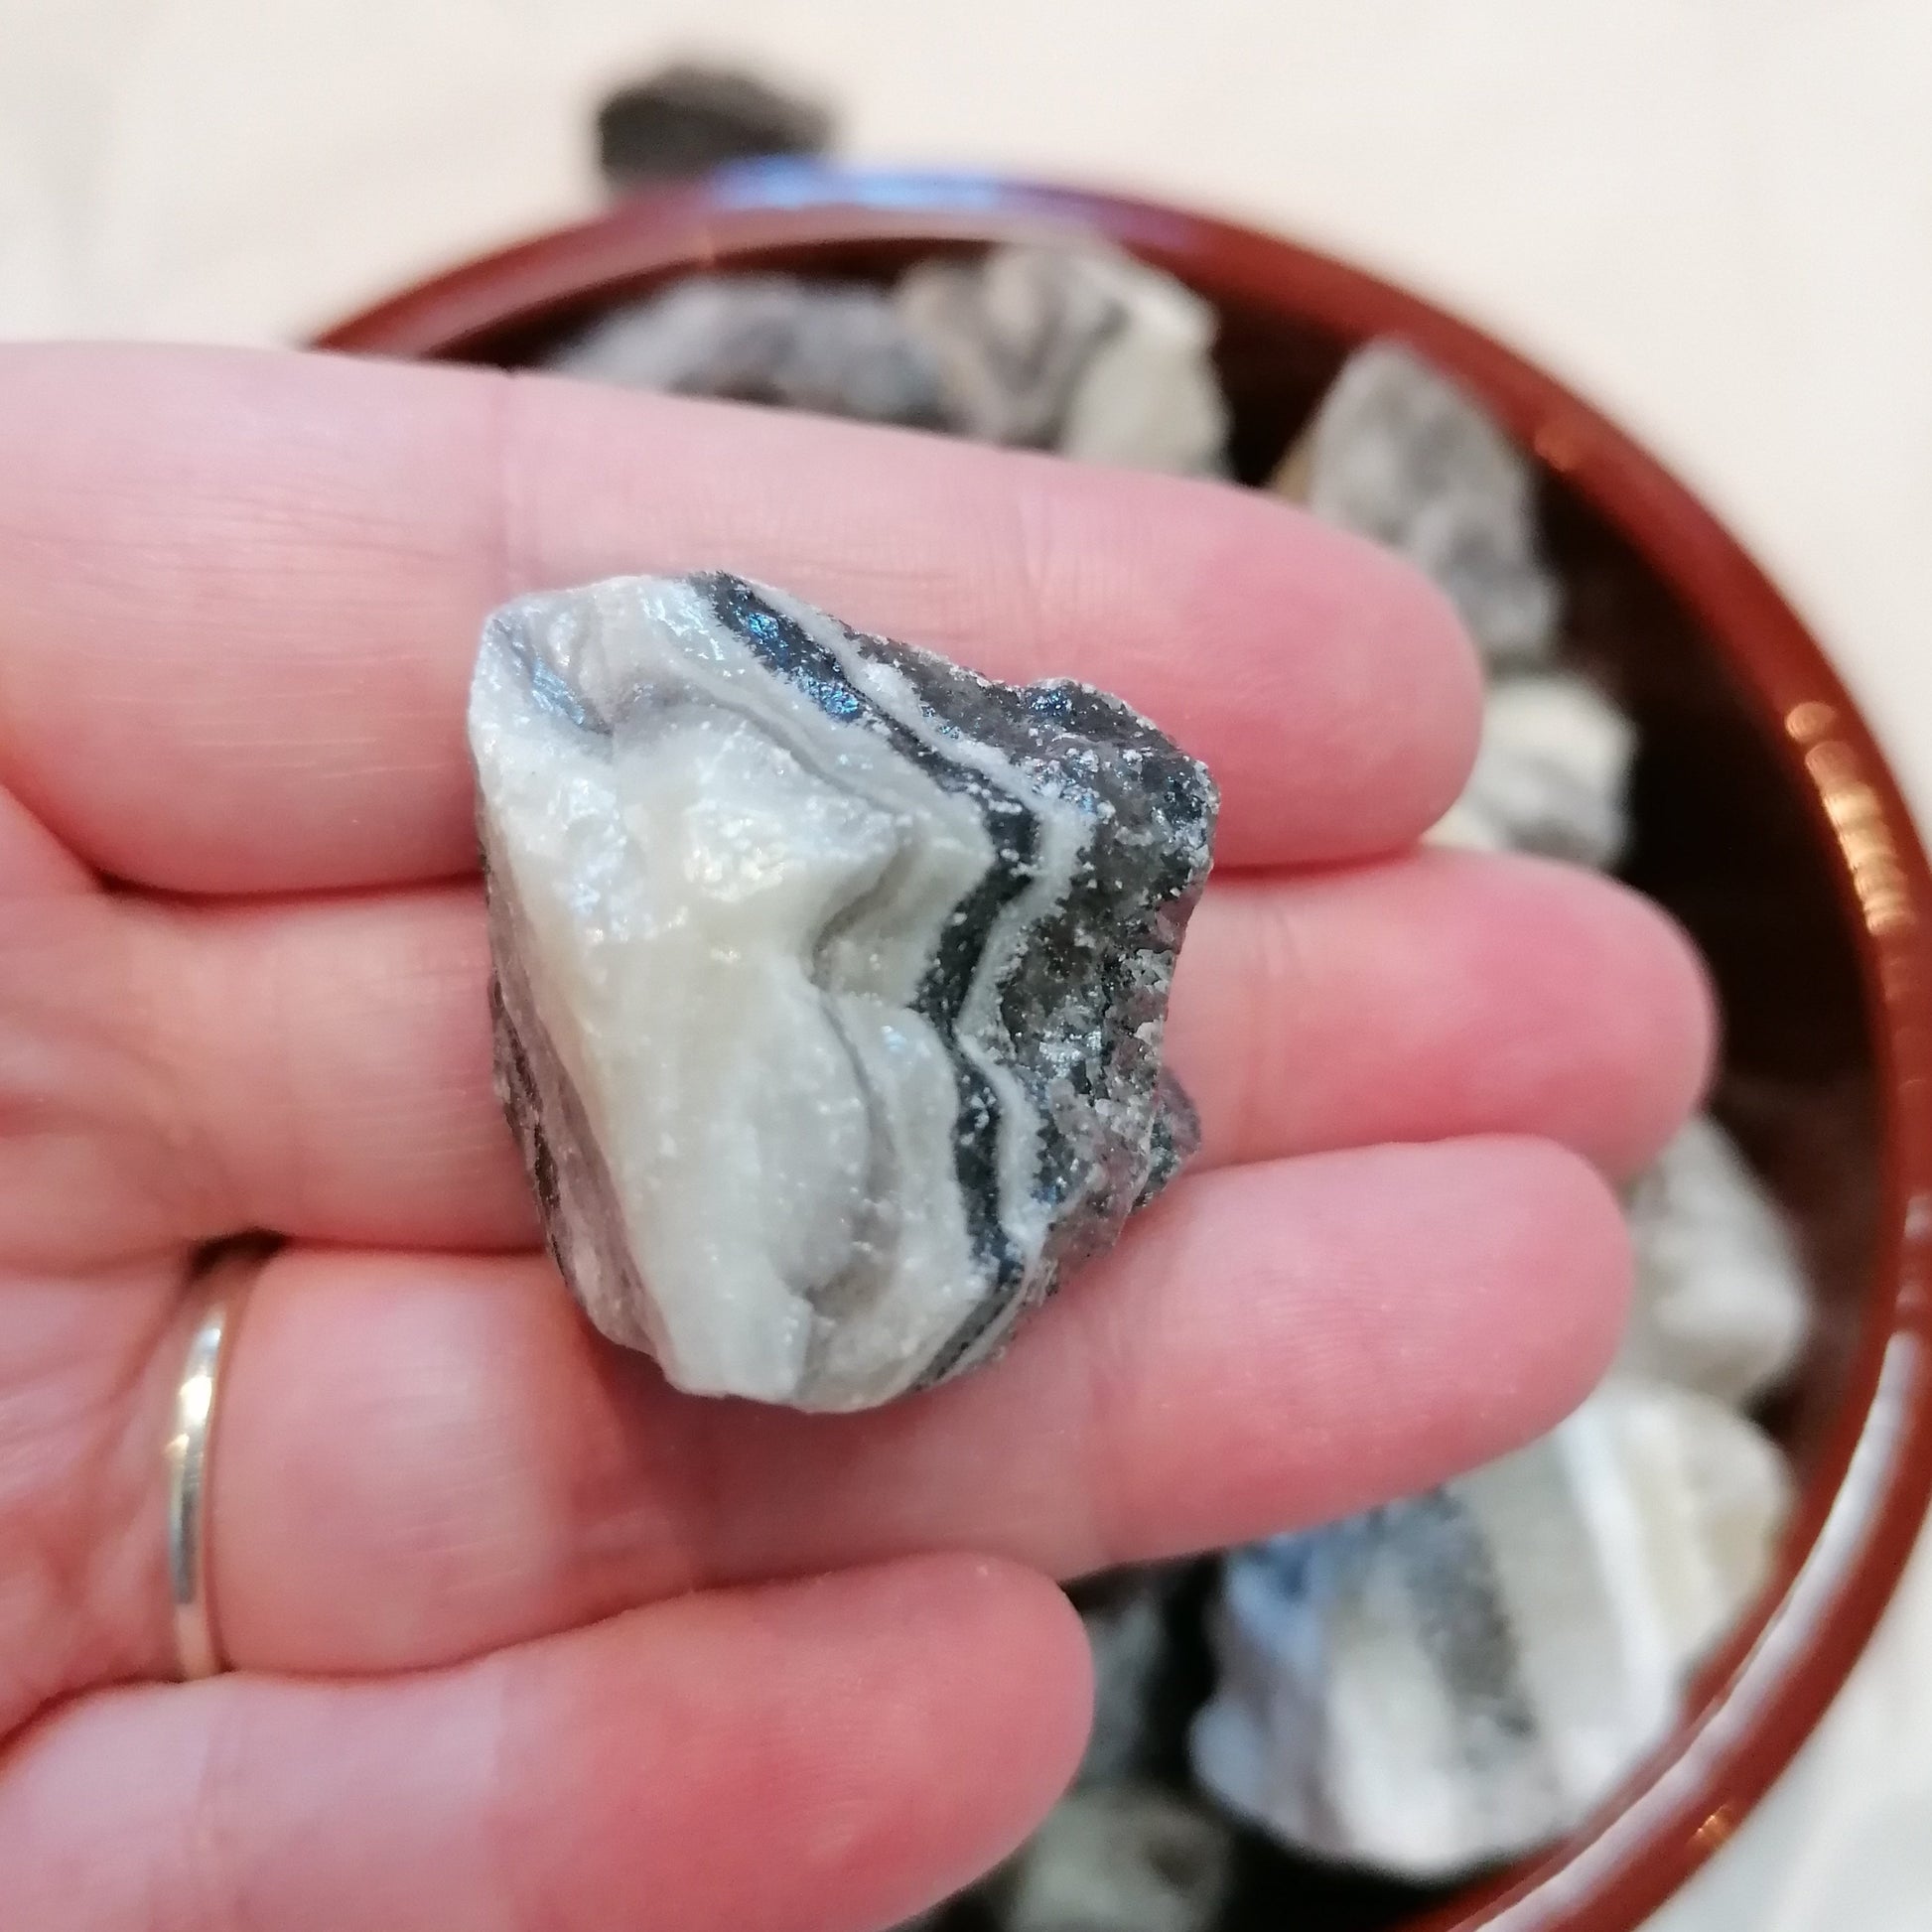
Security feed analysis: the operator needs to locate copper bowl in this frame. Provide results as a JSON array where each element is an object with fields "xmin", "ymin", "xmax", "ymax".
[{"xmin": 320, "ymin": 166, "xmax": 1932, "ymax": 1932}]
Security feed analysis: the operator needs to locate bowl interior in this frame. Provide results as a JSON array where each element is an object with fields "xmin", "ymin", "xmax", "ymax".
[
  {"xmin": 349, "ymin": 209, "xmax": 1893, "ymax": 1930},
  {"xmin": 441, "ymin": 228, "xmax": 1882, "ymax": 1505}
]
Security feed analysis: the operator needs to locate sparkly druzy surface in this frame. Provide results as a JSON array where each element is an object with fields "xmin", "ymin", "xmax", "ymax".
[{"xmin": 471, "ymin": 570, "xmax": 1216, "ymax": 1410}]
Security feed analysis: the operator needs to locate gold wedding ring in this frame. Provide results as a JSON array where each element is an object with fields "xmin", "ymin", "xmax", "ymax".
[{"xmin": 164, "ymin": 1246, "xmax": 260, "ymax": 1679}]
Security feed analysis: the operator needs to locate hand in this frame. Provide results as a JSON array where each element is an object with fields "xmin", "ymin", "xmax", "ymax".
[{"xmin": 0, "ymin": 345, "xmax": 1708, "ymax": 1931}]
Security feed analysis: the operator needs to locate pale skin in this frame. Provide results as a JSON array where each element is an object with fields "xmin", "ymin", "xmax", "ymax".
[{"xmin": 0, "ymin": 345, "xmax": 1712, "ymax": 1931}]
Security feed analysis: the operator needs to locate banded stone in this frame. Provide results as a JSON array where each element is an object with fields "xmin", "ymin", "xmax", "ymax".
[
  {"xmin": 1189, "ymin": 1377, "xmax": 1791, "ymax": 1877},
  {"xmin": 470, "ymin": 571, "xmax": 1216, "ymax": 1410}
]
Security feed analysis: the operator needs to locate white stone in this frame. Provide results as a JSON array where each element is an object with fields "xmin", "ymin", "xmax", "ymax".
[
  {"xmin": 896, "ymin": 245, "xmax": 1229, "ymax": 473},
  {"xmin": 1621, "ymin": 1115, "xmax": 1811, "ymax": 1407},
  {"xmin": 1190, "ymin": 1378, "xmax": 1792, "ymax": 1879},
  {"xmin": 995, "ymin": 1786, "xmax": 1233, "ymax": 1932},
  {"xmin": 1429, "ymin": 670, "xmax": 1635, "ymax": 869},
  {"xmin": 1297, "ymin": 340, "xmax": 1561, "ymax": 669}
]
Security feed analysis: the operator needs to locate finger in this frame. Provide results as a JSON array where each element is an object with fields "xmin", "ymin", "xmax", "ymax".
[
  {"xmin": 0, "ymin": 1556, "xmax": 1089, "ymax": 1932},
  {"xmin": 1173, "ymin": 850, "xmax": 1715, "ymax": 1178},
  {"xmin": 76, "ymin": 850, "xmax": 1702, "ymax": 1259},
  {"xmin": 187, "ymin": 1137, "xmax": 1623, "ymax": 1675},
  {"xmin": 0, "ymin": 343, "xmax": 1477, "ymax": 893},
  {"xmin": 0, "ymin": 784, "xmax": 90, "ymax": 897}
]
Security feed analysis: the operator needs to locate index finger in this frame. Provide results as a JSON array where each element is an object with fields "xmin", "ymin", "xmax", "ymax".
[{"xmin": 0, "ymin": 344, "xmax": 1477, "ymax": 894}]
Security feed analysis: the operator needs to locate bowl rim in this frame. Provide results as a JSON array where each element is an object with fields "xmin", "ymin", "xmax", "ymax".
[{"xmin": 319, "ymin": 162, "xmax": 1932, "ymax": 1932}]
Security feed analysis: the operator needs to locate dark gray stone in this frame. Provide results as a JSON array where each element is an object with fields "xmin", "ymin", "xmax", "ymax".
[{"xmin": 596, "ymin": 65, "xmax": 832, "ymax": 187}]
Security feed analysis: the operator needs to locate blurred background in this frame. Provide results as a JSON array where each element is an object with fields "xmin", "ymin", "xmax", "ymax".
[{"xmin": 4, "ymin": 3, "xmax": 1929, "ymax": 1928}]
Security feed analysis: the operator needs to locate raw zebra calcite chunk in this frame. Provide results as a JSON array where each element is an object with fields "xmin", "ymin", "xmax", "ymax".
[
  {"xmin": 546, "ymin": 245, "xmax": 1231, "ymax": 475},
  {"xmin": 470, "ymin": 572, "xmax": 1216, "ymax": 1411},
  {"xmin": 1189, "ymin": 1377, "xmax": 1791, "ymax": 1878},
  {"xmin": 1621, "ymin": 1115, "xmax": 1811, "ymax": 1406},
  {"xmin": 991, "ymin": 1786, "xmax": 1234, "ymax": 1932},
  {"xmin": 896, "ymin": 245, "xmax": 1230, "ymax": 474},
  {"xmin": 1429, "ymin": 670, "xmax": 1635, "ymax": 870},
  {"xmin": 1070, "ymin": 1567, "xmax": 1185, "ymax": 1785},
  {"xmin": 546, "ymin": 276, "xmax": 953, "ymax": 428},
  {"xmin": 1283, "ymin": 340, "xmax": 1562, "ymax": 670}
]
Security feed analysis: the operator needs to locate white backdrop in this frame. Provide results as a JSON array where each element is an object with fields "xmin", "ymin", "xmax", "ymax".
[{"xmin": 3, "ymin": 3, "xmax": 1930, "ymax": 1925}]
